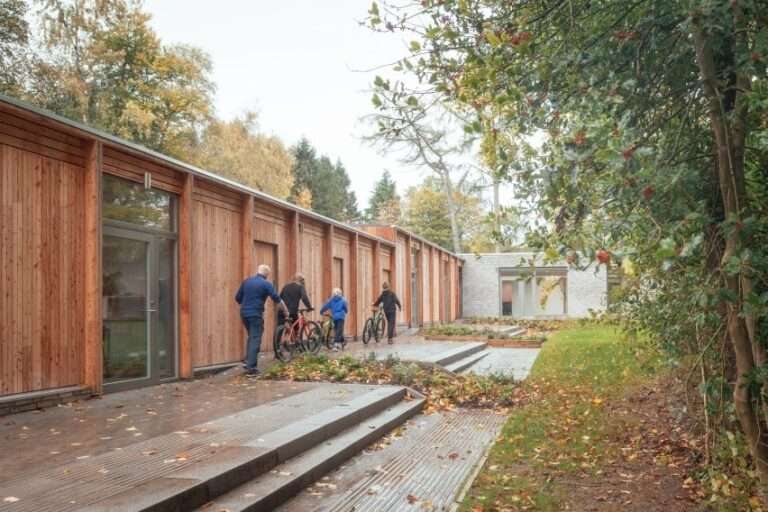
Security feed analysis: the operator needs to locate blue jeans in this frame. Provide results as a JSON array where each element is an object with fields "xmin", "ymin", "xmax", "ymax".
[{"xmin": 242, "ymin": 316, "xmax": 264, "ymax": 371}]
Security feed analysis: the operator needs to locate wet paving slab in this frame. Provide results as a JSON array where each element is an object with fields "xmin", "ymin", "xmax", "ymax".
[
  {"xmin": 339, "ymin": 337, "xmax": 484, "ymax": 363},
  {"xmin": 0, "ymin": 375, "xmax": 366, "ymax": 482},
  {"xmin": 467, "ymin": 348, "xmax": 541, "ymax": 380},
  {"xmin": 278, "ymin": 408, "xmax": 507, "ymax": 512}
]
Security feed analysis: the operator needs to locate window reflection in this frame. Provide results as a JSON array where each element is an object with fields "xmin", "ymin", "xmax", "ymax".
[{"xmin": 103, "ymin": 174, "xmax": 176, "ymax": 231}]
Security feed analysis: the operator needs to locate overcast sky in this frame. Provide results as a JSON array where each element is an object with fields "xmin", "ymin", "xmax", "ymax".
[{"xmin": 142, "ymin": 0, "xmax": 434, "ymax": 208}]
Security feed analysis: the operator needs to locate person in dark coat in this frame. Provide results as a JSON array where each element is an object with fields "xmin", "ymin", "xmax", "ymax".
[
  {"xmin": 373, "ymin": 282, "xmax": 402, "ymax": 344},
  {"xmin": 235, "ymin": 264, "xmax": 288, "ymax": 375},
  {"xmin": 278, "ymin": 272, "xmax": 313, "ymax": 325}
]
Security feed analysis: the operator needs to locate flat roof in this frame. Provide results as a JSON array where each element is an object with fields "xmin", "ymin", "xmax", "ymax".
[
  {"xmin": 0, "ymin": 93, "xmax": 395, "ymax": 248},
  {"xmin": 357, "ymin": 223, "xmax": 463, "ymax": 259}
]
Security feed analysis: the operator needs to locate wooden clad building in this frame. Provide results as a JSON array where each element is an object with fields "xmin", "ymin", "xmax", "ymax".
[
  {"xmin": 0, "ymin": 95, "xmax": 463, "ymax": 401},
  {"xmin": 358, "ymin": 225, "xmax": 463, "ymax": 330}
]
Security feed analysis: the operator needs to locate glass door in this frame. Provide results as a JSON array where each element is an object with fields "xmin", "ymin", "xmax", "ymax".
[
  {"xmin": 102, "ymin": 174, "xmax": 178, "ymax": 391},
  {"xmin": 103, "ymin": 229, "xmax": 152, "ymax": 386},
  {"xmin": 103, "ymin": 227, "xmax": 176, "ymax": 389}
]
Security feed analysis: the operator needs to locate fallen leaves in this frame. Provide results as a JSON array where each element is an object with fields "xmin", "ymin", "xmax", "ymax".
[{"xmin": 262, "ymin": 354, "xmax": 527, "ymax": 412}]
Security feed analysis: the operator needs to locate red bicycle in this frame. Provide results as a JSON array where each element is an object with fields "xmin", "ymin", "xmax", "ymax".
[{"xmin": 273, "ymin": 308, "xmax": 322, "ymax": 362}]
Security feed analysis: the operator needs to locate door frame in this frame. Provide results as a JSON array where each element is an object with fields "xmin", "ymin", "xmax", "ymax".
[{"xmin": 103, "ymin": 222, "xmax": 178, "ymax": 392}]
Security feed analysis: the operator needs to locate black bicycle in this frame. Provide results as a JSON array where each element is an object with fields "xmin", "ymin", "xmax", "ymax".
[{"xmin": 362, "ymin": 306, "xmax": 386, "ymax": 344}]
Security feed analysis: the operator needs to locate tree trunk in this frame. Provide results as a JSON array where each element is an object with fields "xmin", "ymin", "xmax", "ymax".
[
  {"xmin": 693, "ymin": 19, "xmax": 768, "ymax": 490},
  {"xmin": 493, "ymin": 177, "xmax": 501, "ymax": 252},
  {"xmin": 439, "ymin": 170, "xmax": 463, "ymax": 253}
]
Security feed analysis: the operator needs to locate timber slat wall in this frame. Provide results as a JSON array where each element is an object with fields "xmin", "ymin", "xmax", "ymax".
[
  {"xmin": 356, "ymin": 225, "xmax": 463, "ymax": 329},
  {"xmin": 0, "ymin": 96, "xmax": 461, "ymax": 398},
  {"xmin": 1, "ymin": 144, "xmax": 84, "ymax": 394},
  {"xmin": 190, "ymin": 186, "xmax": 243, "ymax": 368}
]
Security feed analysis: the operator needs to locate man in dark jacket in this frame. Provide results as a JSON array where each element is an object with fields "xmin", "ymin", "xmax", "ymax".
[
  {"xmin": 278, "ymin": 272, "xmax": 313, "ymax": 325},
  {"xmin": 235, "ymin": 264, "xmax": 288, "ymax": 375},
  {"xmin": 373, "ymin": 282, "xmax": 402, "ymax": 344}
]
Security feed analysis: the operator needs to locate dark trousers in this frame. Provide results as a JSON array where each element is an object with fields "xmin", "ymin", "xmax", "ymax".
[
  {"xmin": 334, "ymin": 318, "xmax": 345, "ymax": 345},
  {"xmin": 241, "ymin": 316, "xmax": 264, "ymax": 370},
  {"xmin": 385, "ymin": 311, "xmax": 397, "ymax": 340},
  {"xmin": 277, "ymin": 309, "xmax": 297, "ymax": 326}
]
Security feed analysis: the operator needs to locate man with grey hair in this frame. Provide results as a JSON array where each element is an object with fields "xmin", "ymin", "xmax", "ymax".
[
  {"xmin": 278, "ymin": 272, "xmax": 313, "ymax": 326},
  {"xmin": 235, "ymin": 264, "xmax": 288, "ymax": 375}
]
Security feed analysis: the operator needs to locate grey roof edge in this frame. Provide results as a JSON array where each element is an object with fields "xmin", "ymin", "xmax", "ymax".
[
  {"xmin": 356, "ymin": 223, "xmax": 464, "ymax": 260},
  {"xmin": 0, "ymin": 93, "xmax": 395, "ymax": 248}
]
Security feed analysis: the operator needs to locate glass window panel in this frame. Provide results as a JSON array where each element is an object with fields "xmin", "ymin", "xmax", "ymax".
[
  {"xmin": 103, "ymin": 174, "xmax": 176, "ymax": 231},
  {"xmin": 501, "ymin": 281, "xmax": 514, "ymax": 316},
  {"xmin": 156, "ymin": 239, "xmax": 176, "ymax": 378},
  {"xmin": 103, "ymin": 235, "xmax": 149, "ymax": 382}
]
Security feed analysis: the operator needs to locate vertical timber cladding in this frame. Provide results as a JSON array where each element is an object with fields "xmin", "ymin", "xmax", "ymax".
[
  {"xmin": 357, "ymin": 239, "xmax": 374, "ymax": 335},
  {"xmin": 380, "ymin": 245, "xmax": 392, "ymax": 292},
  {"xmin": 332, "ymin": 230, "xmax": 351, "ymax": 336},
  {"xmin": 433, "ymin": 249, "xmax": 442, "ymax": 322},
  {"xmin": 396, "ymin": 233, "xmax": 408, "ymax": 326},
  {"xmin": 0, "ymin": 130, "xmax": 86, "ymax": 395},
  {"xmin": 299, "ymin": 218, "xmax": 325, "ymax": 321},
  {"xmin": 190, "ymin": 179, "xmax": 243, "ymax": 368},
  {"xmin": 420, "ymin": 244, "xmax": 431, "ymax": 325},
  {"xmin": 253, "ymin": 200, "xmax": 290, "ymax": 352}
]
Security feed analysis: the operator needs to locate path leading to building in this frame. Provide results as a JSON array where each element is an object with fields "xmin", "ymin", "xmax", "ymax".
[
  {"xmin": 0, "ymin": 376, "xmax": 423, "ymax": 512},
  {"xmin": 0, "ymin": 336, "xmax": 540, "ymax": 511}
]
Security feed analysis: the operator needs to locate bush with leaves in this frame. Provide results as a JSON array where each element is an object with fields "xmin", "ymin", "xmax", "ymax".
[{"xmin": 366, "ymin": 0, "xmax": 768, "ymax": 495}]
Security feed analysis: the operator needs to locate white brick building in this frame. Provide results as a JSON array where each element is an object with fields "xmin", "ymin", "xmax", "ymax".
[{"xmin": 459, "ymin": 252, "xmax": 608, "ymax": 319}]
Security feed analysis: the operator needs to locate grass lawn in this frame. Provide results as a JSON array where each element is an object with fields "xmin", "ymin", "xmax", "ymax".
[{"xmin": 460, "ymin": 324, "xmax": 674, "ymax": 511}]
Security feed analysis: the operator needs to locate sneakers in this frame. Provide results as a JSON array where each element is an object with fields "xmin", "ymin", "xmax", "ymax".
[
  {"xmin": 387, "ymin": 338, "xmax": 394, "ymax": 344},
  {"xmin": 245, "ymin": 368, "xmax": 261, "ymax": 377},
  {"xmin": 331, "ymin": 344, "xmax": 340, "ymax": 352}
]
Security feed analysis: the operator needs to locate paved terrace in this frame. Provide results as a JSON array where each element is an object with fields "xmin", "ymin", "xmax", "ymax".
[{"xmin": 0, "ymin": 336, "xmax": 540, "ymax": 511}]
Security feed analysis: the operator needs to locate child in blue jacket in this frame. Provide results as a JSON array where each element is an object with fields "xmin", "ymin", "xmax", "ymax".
[{"xmin": 320, "ymin": 288, "xmax": 348, "ymax": 351}]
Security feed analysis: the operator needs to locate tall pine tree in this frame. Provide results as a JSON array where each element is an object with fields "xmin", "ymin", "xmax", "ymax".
[
  {"xmin": 364, "ymin": 170, "xmax": 400, "ymax": 223},
  {"xmin": 288, "ymin": 139, "xmax": 360, "ymax": 222}
]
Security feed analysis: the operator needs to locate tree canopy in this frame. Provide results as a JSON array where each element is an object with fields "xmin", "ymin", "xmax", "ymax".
[
  {"xmin": 289, "ymin": 138, "xmax": 360, "ymax": 221},
  {"xmin": 401, "ymin": 176, "xmax": 487, "ymax": 252},
  {"xmin": 367, "ymin": 0, "xmax": 768, "ymax": 495},
  {"xmin": 191, "ymin": 112, "xmax": 294, "ymax": 199}
]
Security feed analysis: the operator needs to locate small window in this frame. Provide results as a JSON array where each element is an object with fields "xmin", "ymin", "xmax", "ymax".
[
  {"xmin": 501, "ymin": 281, "xmax": 514, "ymax": 316},
  {"xmin": 103, "ymin": 174, "xmax": 176, "ymax": 232}
]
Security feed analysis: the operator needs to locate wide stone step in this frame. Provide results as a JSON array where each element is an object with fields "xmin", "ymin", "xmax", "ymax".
[
  {"xmin": 71, "ymin": 387, "xmax": 407, "ymax": 512},
  {"xmin": 195, "ymin": 396, "xmax": 426, "ymax": 511},
  {"xmin": 444, "ymin": 350, "xmax": 490, "ymax": 374},
  {"xmin": 424, "ymin": 342, "xmax": 488, "ymax": 367}
]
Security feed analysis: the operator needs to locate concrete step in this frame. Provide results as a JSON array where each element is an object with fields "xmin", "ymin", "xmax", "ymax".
[
  {"xmin": 503, "ymin": 326, "xmax": 526, "ymax": 337},
  {"xmin": 424, "ymin": 342, "xmax": 488, "ymax": 368},
  {"xmin": 195, "ymin": 396, "xmax": 426, "ymax": 511},
  {"xmin": 279, "ymin": 408, "xmax": 507, "ymax": 512},
  {"xmin": 444, "ymin": 350, "xmax": 490, "ymax": 374},
  {"xmin": 78, "ymin": 387, "xmax": 409, "ymax": 512}
]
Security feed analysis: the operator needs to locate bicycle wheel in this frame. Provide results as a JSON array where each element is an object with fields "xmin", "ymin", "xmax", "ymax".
[
  {"xmin": 374, "ymin": 315, "xmax": 386, "ymax": 343},
  {"xmin": 362, "ymin": 318, "xmax": 373, "ymax": 344},
  {"xmin": 273, "ymin": 324, "xmax": 294, "ymax": 362},
  {"xmin": 323, "ymin": 321, "xmax": 334, "ymax": 349},
  {"xmin": 302, "ymin": 322, "xmax": 323, "ymax": 353}
]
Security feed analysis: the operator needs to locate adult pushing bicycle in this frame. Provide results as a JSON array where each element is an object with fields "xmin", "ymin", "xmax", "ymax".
[
  {"xmin": 362, "ymin": 305, "xmax": 387, "ymax": 344},
  {"xmin": 273, "ymin": 308, "xmax": 322, "ymax": 362}
]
